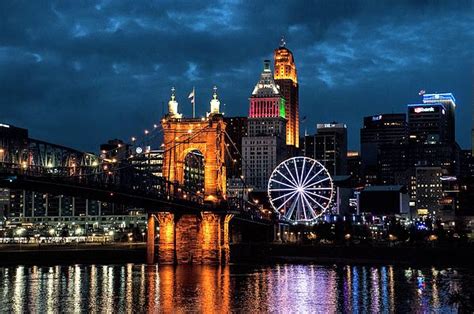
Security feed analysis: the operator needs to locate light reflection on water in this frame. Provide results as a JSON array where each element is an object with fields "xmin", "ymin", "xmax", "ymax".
[{"xmin": 0, "ymin": 263, "xmax": 469, "ymax": 312}]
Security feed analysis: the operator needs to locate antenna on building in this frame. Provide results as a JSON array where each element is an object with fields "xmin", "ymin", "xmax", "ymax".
[{"xmin": 280, "ymin": 35, "xmax": 286, "ymax": 48}]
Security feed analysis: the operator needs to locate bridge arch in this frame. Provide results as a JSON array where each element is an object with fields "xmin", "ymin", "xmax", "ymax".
[
  {"xmin": 183, "ymin": 149, "xmax": 205, "ymax": 194},
  {"xmin": 161, "ymin": 116, "xmax": 227, "ymax": 202}
]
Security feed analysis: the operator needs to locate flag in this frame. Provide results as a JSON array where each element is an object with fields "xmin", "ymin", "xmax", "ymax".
[
  {"xmin": 418, "ymin": 90, "xmax": 426, "ymax": 96},
  {"xmin": 188, "ymin": 88, "xmax": 195, "ymax": 104}
]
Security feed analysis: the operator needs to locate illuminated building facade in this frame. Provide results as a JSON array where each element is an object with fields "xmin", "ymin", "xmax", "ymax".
[
  {"xmin": 274, "ymin": 39, "xmax": 299, "ymax": 148},
  {"xmin": 249, "ymin": 60, "xmax": 286, "ymax": 119},
  {"xmin": 408, "ymin": 93, "xmax": 456, "ymax": 144},
  {"xmin": 410, "ymin": 167, "xmax": 444, "ymax": 216},
  {"xmin": 243, "ymin": 60, "xmax": 287, "ymax": 191},
  {"xmin": 131, "ymin": 149, "xmax": 164, "ymax": 177}
]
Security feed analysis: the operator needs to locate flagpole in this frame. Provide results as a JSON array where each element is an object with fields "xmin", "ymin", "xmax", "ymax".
[{"xmin": 192, "ymin": 86, "xmax": 195, "ymax": 118}]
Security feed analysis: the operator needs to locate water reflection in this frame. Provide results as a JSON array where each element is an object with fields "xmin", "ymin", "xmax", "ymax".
[{"xmin": 0, "ymin": 263, "xmax": 470, "ymax": 312}]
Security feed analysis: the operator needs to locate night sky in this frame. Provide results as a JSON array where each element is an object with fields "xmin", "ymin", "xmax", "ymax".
[{"xmin": 1, "ymin": 1, "xmax": 473, "ymax": 152}]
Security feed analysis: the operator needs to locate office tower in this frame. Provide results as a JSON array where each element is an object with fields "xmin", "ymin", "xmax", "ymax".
[
  {"xmin": 242, "ymin": 60, "xmax": 287, "ymax": 191},
  {"xmin": 408, "ymin": 93, "xmax": 456, "ymax": 144},
  {"xmin": 305, "ymin": 123, "xmax": 347, "ymax": 176},
  {"xmin": 347, "ymin": 151, "xmax": 363, "ymax": 186},
  {"xmin": 274, "ymin": 38, "xmax": 299, "ymax": 148},
  {"xmin": 410, "ymin": 167, "xmax": 444, "ymax": 216},
  {"xmin": 360, "ymin": 113, "xmax": 407, "ymax": 184},
  {"xmin": 131, "ymin": 149, "xmax": 164, "ymax": 177}
]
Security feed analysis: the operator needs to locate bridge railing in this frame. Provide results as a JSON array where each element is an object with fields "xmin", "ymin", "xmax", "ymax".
[{"xmin": 0, "ymin": 161, "xmax": 206, "ymax": 205}]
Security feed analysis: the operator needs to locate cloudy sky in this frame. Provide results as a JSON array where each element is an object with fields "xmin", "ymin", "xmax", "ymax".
[{"xmin": 1, "ymin": 0, "xmax": 473, "ymax": 152}]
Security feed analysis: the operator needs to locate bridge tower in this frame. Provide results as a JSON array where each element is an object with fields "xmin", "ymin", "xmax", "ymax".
[
  {"xmin": 161, "ymin": 117, "xmax": 226, "ymax": 202},
  {"xmin": 147, "ymin": 87, "xmax": 233, "ymax": 265}
]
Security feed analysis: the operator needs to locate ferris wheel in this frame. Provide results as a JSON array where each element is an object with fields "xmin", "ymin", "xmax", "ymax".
[{"xmin": 267, "ymin": 157, "xmax": 334, "ymax": 224}]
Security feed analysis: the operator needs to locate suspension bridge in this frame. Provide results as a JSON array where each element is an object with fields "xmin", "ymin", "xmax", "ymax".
[{"xmin": 0, "ymin": 111, "xmax": 273, "ymax": 264}]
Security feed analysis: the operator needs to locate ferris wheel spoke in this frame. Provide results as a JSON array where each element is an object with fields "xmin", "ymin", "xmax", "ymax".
[
  {"xmin": 301, "ymin": 168, "xmax": 324, "ymax": 188},
  {"xmin": 284, "ymin": 194, "xmax": 299, "ymax": 220},
  {"xmin": 274, "ymin": 169, "xmax": 297, "ymax": 187},
  {"xmin": 277, "ymin": 192, "xmax": 296, "ymax": 211},
  {"xmin": 276, "ymin": 191, "xmax": 298, "ymax": 211},
  {"xmin": 304, "ymin": 192, "xmax": 327, "ymax": 212},
  {"xmin": 293, "ymin": 159, "xmax": 301, "ymax": 186},
  {"xmin": 301, "ymin": 192, "xmax": 318, "ymax": 219},
  {"xmin": 306, "ymin": 190, "xmax": 332, "ymax": 201},
  {"xmin": 272, "ymin": 190, "xmax": 297, "ymax": 203},
  {"xmin": 297, "ymin": 194, "xmax": 307, "ymax": 220},
  {"xmin": 300, "ymin": 161, "xmax": 316, "ymax": 187},
  {"xmin": 268, "ymin": 188, "xmax": 298, "ymax": 192},
  {"xmin": 283, "ymin": 162, "xmax": 299, "ymax": 188},
  {"xmin": 298, "ymin": 157, "xmax": 306, "ymax": 186},
  {"xmin": 270, "ymin": 178, "xmax": 296, "ymax": 189},
  {"xmin": 306, "ymin": 187, "xmax": 333, "ymax": 191},
  {"xmin": 305, "ymin": 176, "xmax": 330, "ymax": 188}
]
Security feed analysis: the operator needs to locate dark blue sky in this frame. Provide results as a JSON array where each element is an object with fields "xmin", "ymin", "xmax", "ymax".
[{"xmin": 1, "ymin": 0, "xmax": 473, "ymax": 152}]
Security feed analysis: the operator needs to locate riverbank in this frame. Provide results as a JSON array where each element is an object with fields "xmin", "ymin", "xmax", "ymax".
[
  {"xmin": 231, "ymin": 243, "xmax": 474, "ymax": 267},
  {"xmin": 0, "ymin": 242, "xmax": 473, "ymax": 266}
]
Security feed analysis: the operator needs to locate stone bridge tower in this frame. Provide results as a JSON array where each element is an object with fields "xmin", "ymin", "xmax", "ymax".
[{"xmin": 147, "ymin": 87, "xmax": 232, "ymax": 265}]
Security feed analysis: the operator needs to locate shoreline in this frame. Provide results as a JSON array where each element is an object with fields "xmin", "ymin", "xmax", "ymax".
[{"xmin": 0, "ymin": 243, "xmax": 473, "ymax": 267}]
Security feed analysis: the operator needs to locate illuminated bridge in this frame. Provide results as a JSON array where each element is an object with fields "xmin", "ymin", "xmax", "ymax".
[{"xmin": 0, "ymin": 114, "xmax": 272, "ymax": 265}]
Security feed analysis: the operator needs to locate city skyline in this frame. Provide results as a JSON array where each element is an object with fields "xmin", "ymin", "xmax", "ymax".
[{"xmin": 1, "ymin": 1, "xmax": 473, "ymax": 152}]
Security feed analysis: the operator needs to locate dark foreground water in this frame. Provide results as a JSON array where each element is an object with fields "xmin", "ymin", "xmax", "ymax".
[{"xmin": 0, "ymin": 263, "xmax": 471, "ymax": 313}]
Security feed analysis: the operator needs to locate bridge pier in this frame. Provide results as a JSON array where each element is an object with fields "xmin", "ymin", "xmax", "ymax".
[{"xmin": 146, "ymin": 211, "xmax": 233, "ymax": 264}]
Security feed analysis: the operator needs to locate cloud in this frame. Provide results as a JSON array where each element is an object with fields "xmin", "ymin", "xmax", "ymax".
[{"xmin": 0, "ymin": 0, "xmax": 472, "ymax": 151}]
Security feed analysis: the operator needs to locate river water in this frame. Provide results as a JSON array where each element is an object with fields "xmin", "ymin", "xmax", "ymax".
[{"xmin": 0, "ymin": 263, "xmax": 471, "ymax": 312}]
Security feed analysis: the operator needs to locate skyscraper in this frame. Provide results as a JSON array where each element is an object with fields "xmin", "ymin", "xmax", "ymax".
[
  {"xmin": 242, "ymin": 60, "xmax": 287, "ymax": 191},
  {"xmin": 274, "ymin": 38, "xmax": 299, "ymax": 148},
  {"xmin": 408, "ymin": 93, "xmax": 456, "ymax": 144},
  {"xmin": 360, "ymin": 113, "xmax": 407, "ymax": 184},
  {"xmin": 305, "ymin": 123, "xmax": 348, "ymax": 176}
]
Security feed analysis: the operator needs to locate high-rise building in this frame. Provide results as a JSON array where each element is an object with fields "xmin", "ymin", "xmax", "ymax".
[
  {"xmin": 408, "ymin": 93, "xmax": 456, "ymax": 144},
  {"xmin": 410, "ymin": 167, "xmax": 444, "ymax": 216},
  {"xmin": 242, "ymin": 61, "xmax": 287, "ymax": 191},
  {"xmin": 131, "ymin": 149, "xmax": 164, "ymax": 177},
  {"xmin": 223, "ymin": 117, "xmax": 248, "ymax": 180},
  {"xmin": 347, "ymin": 151, "xmax": 363, "ymax": 186},
  {"xmin": 274, "ymin": 38, "xmax": 299, "ymax": 148},
  {"xmin": 305, "ymin": 123, "xmax": 347, "ymax": 176},
  {"xmin": 360, "ymin": 113, "xmax": 407, "ymax": 184}
]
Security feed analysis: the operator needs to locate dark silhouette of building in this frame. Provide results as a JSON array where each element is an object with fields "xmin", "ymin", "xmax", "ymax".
[
  {"xmin": 223, "ymin": 116, "xmax": 248, "ymax": 179},
  {"xmin": 360, "ymin": 113, "xmax": 407, "ymax": 184},
  {"xmin": 305, "ymin": 123, "xmax": 347, "ymax": 176}
]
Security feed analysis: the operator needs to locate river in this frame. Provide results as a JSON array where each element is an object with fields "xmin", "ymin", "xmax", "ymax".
[{"xmin": 0, "ymin": 263, "xmax": 471, "ymax": 312}]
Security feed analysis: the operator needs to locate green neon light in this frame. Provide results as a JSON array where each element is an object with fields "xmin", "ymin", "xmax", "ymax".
[{"xmin": 279, "ymin": 98, "xmax": 286, "ymax": 118}]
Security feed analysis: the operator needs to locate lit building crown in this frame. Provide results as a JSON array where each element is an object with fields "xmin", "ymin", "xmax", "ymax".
[
  {"xmin": 274, "ymin": 39, "xmax": 297, "ymax": 84},
  {"xmin": 423, "ymin": 93, "xmax": 456, "ymax": 108},
  {"xmin": 251, "ymin": 60, "xmax": 281, "ymax": 97}
]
